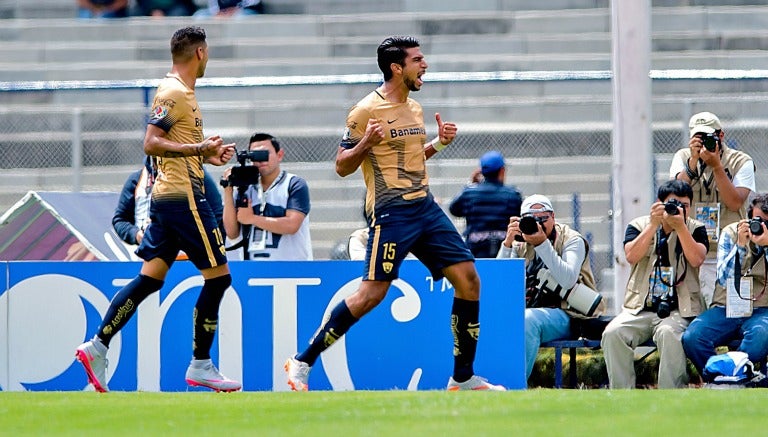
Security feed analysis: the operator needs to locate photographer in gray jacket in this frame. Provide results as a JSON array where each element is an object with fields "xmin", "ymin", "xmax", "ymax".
[{"xmin": 497, "ymin": 194, "xmax": 604, "ymax": 383}]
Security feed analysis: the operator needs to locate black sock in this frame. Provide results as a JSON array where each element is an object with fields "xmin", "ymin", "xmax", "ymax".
[
  {"xmin": 192, "ymin": 274, "xmax": 231, "ymax": 360},
  {"xmin": 96, "ymin": 274, "xmax": 163, "ymax": 347},
  {"xmin": 451, "ymin": 297, "xmax": 480, "ymax": 383},
  {"xmin": 296, "ymin": 300, "xmax": 358, "ymax": 366}
]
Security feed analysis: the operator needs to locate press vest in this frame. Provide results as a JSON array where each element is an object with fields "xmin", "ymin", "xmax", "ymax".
[
  {"xmin": 672, "ymin": 145, "xmax": 753, "ymax": 257},
  {"xmin": 519, "ymin": 222, "xmax": 604, "ymax": 319},
  {"xmin": 712, "ymin": 222, "xmax": 768, "ymax": 308},
  {"xmin": 622, "ymin": 215, "xmax": 705, "ymax": 317}
]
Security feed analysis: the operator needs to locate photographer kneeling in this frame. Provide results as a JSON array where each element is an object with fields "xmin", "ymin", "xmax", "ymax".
[
  {"xmin": 221, "ymin": 132, "xmax": 312, "ymax": 260},
  {"xmin": 602, "ymin": 180, "xmax": 708, "ymax": 388},
  {"xmin": 682, "ymin": 193, "xmax": 768, "ymax": 379},
  {"xmin": 497, "ymin": 194, "xmax": 605, "ymax": 384}
]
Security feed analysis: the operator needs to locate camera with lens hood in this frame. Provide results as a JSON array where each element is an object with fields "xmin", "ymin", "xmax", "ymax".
[
  {"xmin": 664, "ymin": 198, "xmax": 684, "ymax": 216},
  {"xmin": 701, "ymin": 132, "xmax": 719, "ymax": 152},
  {"xmin": 653, "ymin": 289, "xmax": 678, "ymax": 319},
  {"xmin": 514, "ymin": 215, "xmax": 547, "ymax": 242},
  {"xmin": 749, "ymin": 217, "xmax": 766, "ymax": 236}
]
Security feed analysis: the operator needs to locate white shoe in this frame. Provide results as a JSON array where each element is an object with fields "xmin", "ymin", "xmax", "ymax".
[
  {"xmin": 185, "ymin": 359, "xmax": 241, "ymax": 392},
  {"xmin": 447, "ymin": 375, "xmax": 506, "ymax": 391},
  {"xmin": 284, "ymin": 356, "xmax": 311, "ymax": 391},
  {"xmin": 75, "ymin": 340, "xmax": 109, "ymax": 393}
]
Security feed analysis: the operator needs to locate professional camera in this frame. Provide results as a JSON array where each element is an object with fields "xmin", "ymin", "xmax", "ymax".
[
  {"xmin": 514, "ymin": 215, "xmax": 547, "ymax": 241},
  {"xmin": 534, "ymin": 269, "xmax": 603, "ymax": 317},
  {"xmin": 653, "ymin": 289, "xmax": 678, "ymax": 319},
  {"xmin": 220, "ymin": 149, "xmax": 270, "ymax": 207},
  {"xmin": 749, "ymin": 217, "xmax": 766, "ymax": 236},
  {"xmin": 701, "ymin": 132, "xmax": 719, "ymax": 152},
  {"xmin": 664, "ymin": 198, "xmax": 684, "ymax": 216}
]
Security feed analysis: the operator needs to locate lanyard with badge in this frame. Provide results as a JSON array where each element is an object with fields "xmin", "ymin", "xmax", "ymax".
[
  {"xmin": 690, "ymin": 157, "xmax": 724, "ymax": 249},
  {"xmin": 647, "ymin": 228, "xmax": 686, "ymax": 309},
  {"xmin": 727, "ymin": 249, "xmax": 767, "ymax": 318},
  {"xmin": 694, "ymin": 202, "xmax": 721, "ymax": 250},
  {"xmin": 248, "ymin": 180, "xmax": 268, "ymax": 252}
]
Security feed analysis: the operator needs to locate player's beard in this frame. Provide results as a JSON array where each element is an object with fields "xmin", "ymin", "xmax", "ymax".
[
  {"xmin": 404, "ymin": 75, "xmax": 421, "ymax": 92},
  {"xmin": 197, "ymin": 60, "xmax": 207, "ymax": 78}
]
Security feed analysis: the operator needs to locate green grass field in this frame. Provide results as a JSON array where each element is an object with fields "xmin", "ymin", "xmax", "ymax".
[{"xmin": 1, "ymin": 389, "xmax": 767, "ymax": 436}]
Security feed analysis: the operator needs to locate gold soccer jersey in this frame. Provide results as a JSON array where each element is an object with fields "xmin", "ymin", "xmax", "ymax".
[
  {"xmin": 340, "ymin": 90, "xmax": 429, "ymax": 218},
  {"xmin": 148, "ymin": 73, "xmax": 206, "ymax": 208}
]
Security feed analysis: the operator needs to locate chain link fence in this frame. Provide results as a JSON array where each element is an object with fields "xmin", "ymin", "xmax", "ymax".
[{"xmin": 2, "ymin": 78, "xmax": 768, "ymax": 297}]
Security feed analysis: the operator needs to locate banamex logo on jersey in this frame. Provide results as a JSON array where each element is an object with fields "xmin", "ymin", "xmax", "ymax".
[{"xmin": 0, "ymin": 260, "xmax": 526, "ymax": 392}]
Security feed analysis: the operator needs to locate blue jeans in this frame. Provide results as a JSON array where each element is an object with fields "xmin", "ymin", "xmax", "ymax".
[
  {"xmin": 682, "ymin": 306, "xmax": 768, "ymax": 372},
  {"xmin": 525, "ymin": 307, "xmax": 571, "ymax": 380}
]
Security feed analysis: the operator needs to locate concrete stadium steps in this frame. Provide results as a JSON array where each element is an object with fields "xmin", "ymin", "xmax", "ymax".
[
  {"xmin": 0, "ymin": 53, "xmax": 609, "ymax": 82},
  {"xmin": 7, "ymin": 31, "xmax": 768, "ymax": 79},
  {"xmin": 7, "ymin": 48, "xmax": 768, "ymax": 82},
  {"xmin": 1, "ymin": 7, "xmax": 768, "ymax": 72}
]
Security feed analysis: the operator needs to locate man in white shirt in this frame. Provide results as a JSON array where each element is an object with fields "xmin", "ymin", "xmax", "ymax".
[
  {"xmin": 669, "ymin": 111, "xmax": 755, "ymax": 307},
  {"xmin": 221, "ymin": 133, "xmax": 312, "ymax": 260}
]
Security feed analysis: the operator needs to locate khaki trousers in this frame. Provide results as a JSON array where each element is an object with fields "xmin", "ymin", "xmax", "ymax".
[{"xmin": 601, "ymin": 309, "xmax": 691, "ymax": 389}]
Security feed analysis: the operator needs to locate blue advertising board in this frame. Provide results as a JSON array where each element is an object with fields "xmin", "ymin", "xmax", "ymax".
[{"xmin": 0, "ymin": 259, "xmax": 525, "ymax": 391}]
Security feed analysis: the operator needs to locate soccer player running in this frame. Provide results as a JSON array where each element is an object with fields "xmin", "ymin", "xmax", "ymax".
[
  {"xmin": 285, "ymin": 35, "xmax": 505, "ymax": 391},
  {"xmin": 75, "ymin": 26, "xmax": 241, "ymax": 393}
]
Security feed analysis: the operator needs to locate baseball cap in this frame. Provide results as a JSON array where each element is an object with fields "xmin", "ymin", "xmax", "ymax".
[
  {"xmin": 689, "ymin": 112, "xmax": 722, "ymax": 138},
  {"xmin": 480, "ymin": 151, "xmax": 505, "ymax": 174},
  {"xmin": 521, "ymin": 194, "xmax": 554, "ymax": 215}
]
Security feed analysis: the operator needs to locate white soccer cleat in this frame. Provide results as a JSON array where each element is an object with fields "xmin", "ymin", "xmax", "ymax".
[
  {"xmin": 185, "ymin": 359, "xmax": 242, "ymax": 392},
  {"xmin": 284, "ymin": 356, "xmax": 311, "ymax": 391},
  {"xmin": 75, "ymin": 340, "xmax": 109, "ymax": 393},
  {"xmin": 447, "ymin": 375, "xmax": 506, "ymax": 391}
]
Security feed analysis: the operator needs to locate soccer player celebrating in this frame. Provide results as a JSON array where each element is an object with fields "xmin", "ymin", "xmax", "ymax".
[
  {"xmin": 75, "ymin": 26, "xmax": 240, "ymax": 393},
  {"xmin": 284, "ymin": 36, "xmax": 505, "ymax": 391}
]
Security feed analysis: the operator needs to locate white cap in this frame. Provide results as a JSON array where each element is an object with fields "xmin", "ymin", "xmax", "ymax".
[
  {"xmin": 521, "ymin": 194, "xmax": 554, "ymax": 215},
  {"xmin": 689, "ymin": 111, "xmax": 722, "ymax": 138}
]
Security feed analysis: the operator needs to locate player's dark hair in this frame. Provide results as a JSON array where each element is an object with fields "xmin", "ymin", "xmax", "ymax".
[
  {"xmin": 249, "ymin": 132, "xmax": 280, "ymax": 152},
  {"xmin": 171, "ymin": 26, "xmax": 207, "ymax": 62},
  {"xmin": 657, "ymin": 179, "xmax": 693, "ymax": 203},
  {"xmin": 377, "ymin": 36, "xmax": 420, "ymax": 81}
]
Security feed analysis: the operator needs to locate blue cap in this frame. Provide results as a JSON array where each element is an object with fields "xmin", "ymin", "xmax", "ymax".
[{"xmin": 480, "ymin": 151, "xmax": 505, "ymax": 174}]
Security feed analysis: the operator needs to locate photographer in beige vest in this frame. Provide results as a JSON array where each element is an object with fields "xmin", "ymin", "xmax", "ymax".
[
  {"xmin": 602, "ymin": 180, "xmax": 709, "ymax": 388},
  {"xmin": 497, "ymin": 194, "xmax": 604, "ymax": 383},
  {"xmin": 670, "ymin": 112, "xmax": 755, "ymax": 308},
  {"xmin": 683, "ymin": 193, "xmax": 768, "ymax": 377}
]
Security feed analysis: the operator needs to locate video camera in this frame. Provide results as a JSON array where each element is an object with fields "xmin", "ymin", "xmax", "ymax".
[{"xmin": 220, "ymin": 149, "xmax": 269, "ymax": 208}]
